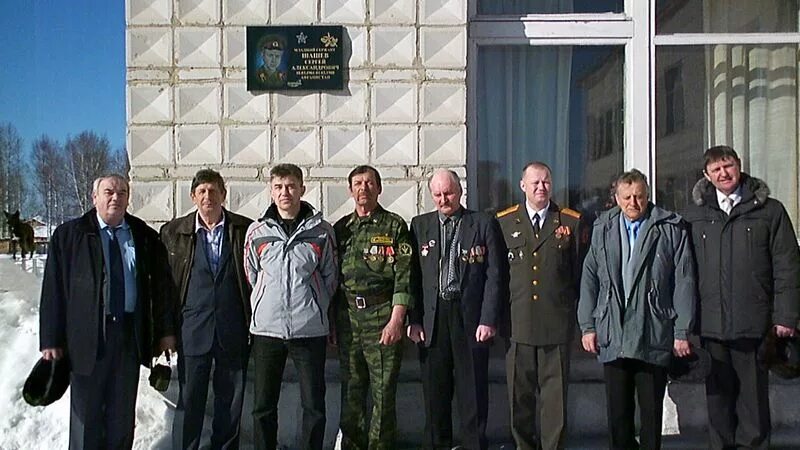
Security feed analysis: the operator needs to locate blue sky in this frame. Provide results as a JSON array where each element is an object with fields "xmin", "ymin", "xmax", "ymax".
[{"xmin": 0, "ymin": 1, "xmax": 125, "ymax": 151}]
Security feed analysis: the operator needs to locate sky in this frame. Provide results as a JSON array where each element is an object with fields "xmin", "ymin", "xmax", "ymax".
[{"xmin": 0, "ymin": 1, "xmax": 126, "ymax": 152}]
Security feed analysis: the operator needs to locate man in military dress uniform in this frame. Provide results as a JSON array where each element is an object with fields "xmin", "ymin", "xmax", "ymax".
[
  {"xmin": 496, "ymin": 161, "xmax": 582, "ymax": 450},
  {"xmin": 333, "ymin": 165, "xmax": 414, "ymax": 450},
  {"xmin": 255, "ymin": 34, "xmax": 287, "ymax": 88}
]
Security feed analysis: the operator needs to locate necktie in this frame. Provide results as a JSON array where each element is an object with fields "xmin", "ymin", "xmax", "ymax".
[
  {"xmin": 440, "ymin": 218, "xmax": 458, "ymax": 298},
  {"xmin": 532, "ymin": 213, "xmax": 541, "ymax": 236},
  {"xmin": 722, "ymin": 196, "xmax": 734, "ymax": 215},
  {"xmin": 627, "ymin": 222, "xmax": 640, "ymax": 260},
  {"xmin": 108, "ymin": 227, "xmax": 126, "ymax": 321}
]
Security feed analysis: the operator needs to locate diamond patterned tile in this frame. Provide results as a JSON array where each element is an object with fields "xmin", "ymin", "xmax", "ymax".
[
  {"xmin": 175, "ymin": 180, "xmax": 195, "ymax": 217},
  {"xmin": 274, "ymin": 126, "xmax": 319, "ymax": 164},
  {"xmin": 379, "ymin": 182, "xmax": 418, "ymax": 223},
  {"xmin": 322, "ymin": 83, "xmax": 366, "ymax": 123},
  {"xmin": 420, "ymin": 27, "xmax": 466, "ymax": 68},
  {"xmin": 176, "ymin": 27, "xmax": 221, "ymax": 67},
  {"xmin": 274, "ymin": 93, "xmax": 319, "ymax": 123},
  {"xmin": 345, "ymin": 26, "xmax": 368, "ymax": 68},
  {"xmin": 373, "ymin": 126, "xmax": 418, "ymax": 165},
  {"xmin": 223, "ymin": 0, "xmax": 269, "ymax": 24},
  {"xmin": 371, "ymin": 26, "xmax": 416, "ymax": 67},
  {"xmin": 420, "ymin": 83, "xmax": 465, "ymax": 122},
  {"xmin": 323, "ymin": 183, "xmax": 355, "ymax": 223},
  {"xmin": 177, "ymin": 84, "xmax": 222, "ymax": 123},
  {"xmin": 420, "ymin": 125, "xmax": 466, "ymax": 164},
  {"xmin": 272, "ymin": 0, "xmax": 316, "ymax": 24},
  {"xmin": 225, "ymin": 126, "xmax": 270, "ymax": 165},
  {"xmin": 177, "ymin": 0, "xmax": 220, "ymax": 25},
  {"xmin": 128, "ymin": 85, "xmax": 172, "ymax": 124},
  {"xmin": 128, "ymin": 28, "xmax": 172, "ymax": 67},
  {"xmin": 323, "ymin": 126, "xmax": 368, "ymax": 164},
  {"xmin": 225, "ymin": 83, "xmax": 268, "ymax": 122},
  {"xmin": 177, "ymin": 125, "xmax": 222, "ymax": 164},
  {"xmin": 322, "ymin": 0, "xmax": 366, "ymax": 23},
  {"xmin": 128, "ymin": 126, "xmax": 173, "ymax": 165},
  {"xmin": 372, "ymin": 83, "xmax": 417, "ymax": 123},
  {"xmin": 227, "ymin": 181, "xmax": 270, "ymax": 218},
  {"xmin": 127, "ymin": 0, "xmax": 171, "ymax": 25},
  {"xmin": 420, "ymin": 0, "xmax": 466, "ymax": 25},
  {"xmin": 302, "ymin": 182, "xmax": 322, "ymax": 212},
  {"xmin": 369, "ymin": 0, "xmax": 416, "ymax": 24},
  {"xmin": 223, "ymin": 28, "xmax": 246, "ymax": 67},
  {"xmin": 130, "ymin": 181, "xmax": 174, "ymax": 221}
]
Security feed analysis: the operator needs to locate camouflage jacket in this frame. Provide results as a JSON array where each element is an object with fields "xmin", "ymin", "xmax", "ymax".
[{"xmin": 333, "ymin": 205, "xmax": 414, "ymax": 308}]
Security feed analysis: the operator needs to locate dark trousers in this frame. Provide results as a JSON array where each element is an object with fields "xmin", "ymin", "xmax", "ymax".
[
  {"xmin": 69, "ymin": 316, "xmax": 139, "ymax": 450},
  {"xmin": 703, "ymin": 338, "xmax": 770, "ymax": 450},
  {"xmin": 251, "ymin": 335, "xmax": 327, "ymax": 450},
  {"xmin": 172, "ymin": 340, "xmax": 249, "ymax": 450},
  {"xmin": 506, "ymin": 341, "xmax": 570, "ymax": 450},
  {"xmin": 420, "ymin": 298, "xmax": 489, "ymax": 450},
  {"xmin": 603, "ymin": 358, "xmax": 668, "ymax": 450}
]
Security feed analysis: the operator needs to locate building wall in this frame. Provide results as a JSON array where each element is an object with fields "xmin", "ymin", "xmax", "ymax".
[{"xmin": 125, "ymin": 0, "xmax": 468, "ymax": 223}]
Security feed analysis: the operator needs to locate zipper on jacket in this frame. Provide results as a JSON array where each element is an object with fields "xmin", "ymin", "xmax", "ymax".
[{"xmin": 746, "ymin": 226, "xmax": 752, "ymax": 259}]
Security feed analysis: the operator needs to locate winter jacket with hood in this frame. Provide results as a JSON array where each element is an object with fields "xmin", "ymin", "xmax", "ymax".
[
  {"xmin": 578, "ymin": 204, "xmax": 696, "ymax": 367},
  {"xmin": 682, "ymin": 173, "xmax": 800, "ymax": 340},
  {"xmin": 244, "ymin": 201, "xmax": 338, "ymax": 339}
]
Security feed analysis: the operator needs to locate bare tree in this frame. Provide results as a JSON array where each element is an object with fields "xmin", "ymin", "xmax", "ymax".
[
  {"xmin": 64, "ymin": 131, "xmax": 114, "ymax": 212},
  {"xmin": 32, "ymin": 135, "xmax": 70, "ymax": 234},
  {"xmin": 0, "ymin": 123, "xmax": 28, "ymax": 236}
]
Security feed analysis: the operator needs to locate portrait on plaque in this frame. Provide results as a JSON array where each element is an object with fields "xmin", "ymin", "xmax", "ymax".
[{"xmin": 247, "ymin": 26, "xmax": 344, "ymax": 91}]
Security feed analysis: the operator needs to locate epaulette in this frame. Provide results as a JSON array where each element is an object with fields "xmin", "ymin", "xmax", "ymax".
[
  {"xmin": 495, "ymin": 204, "xmax": 519, "ymax": 218},
  {"xmin": 561, "ymin": 207, "xmax": 581, "ymax": 219}
]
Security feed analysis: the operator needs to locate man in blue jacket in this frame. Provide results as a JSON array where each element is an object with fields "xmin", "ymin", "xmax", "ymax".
[{"xmin": 578, "ymin": 169, "xmax": 696, "ymax": 450}]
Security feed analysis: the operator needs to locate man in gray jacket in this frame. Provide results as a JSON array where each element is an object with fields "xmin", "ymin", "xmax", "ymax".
[
  {"xmin": 578, "ymin": 169, "xmax": 696, "ymax": 450},
  {"xmin": 244, "ymin": 163, "xmax": 338, "ymax": 450}
]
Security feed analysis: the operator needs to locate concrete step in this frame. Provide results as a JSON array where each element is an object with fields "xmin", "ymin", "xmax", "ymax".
[{"xmin": 158, "ymin": 340, "xmax": 800, "ymax": 449}]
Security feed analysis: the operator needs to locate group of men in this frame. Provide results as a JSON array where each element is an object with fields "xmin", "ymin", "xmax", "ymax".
[{"xmin": 38, "ymin": 144, "xmax": 799, "ymax": 450}]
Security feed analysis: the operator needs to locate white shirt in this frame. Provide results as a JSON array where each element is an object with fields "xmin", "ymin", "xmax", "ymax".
[
  {"xmin": 716, "ymin": 186, "xmax": 742, "ymax": 213},
  {"xmin": 525, "ymin": 201, "xmax": 549, "ymax": 230}
]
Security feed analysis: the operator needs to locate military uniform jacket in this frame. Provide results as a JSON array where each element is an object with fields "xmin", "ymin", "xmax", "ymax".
[
  {"xmin": 333, "ymin": 205, "xmax": 414, "ymax": 308},
  {"xmin": 497, "ymin": 202, "xmax": 581, "ymax": 345}
]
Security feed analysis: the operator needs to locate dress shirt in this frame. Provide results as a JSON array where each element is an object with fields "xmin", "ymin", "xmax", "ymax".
[
  {"xmin": 97, "ymin": 214, "xmax": 137, "ymax": 313},
  {"xmin": 525, "ymin": 201, "xmax": 550, "ymax": 232},
  {"xmin": 195, "ymin": 212, "xmax": 226, "ymax": 274},
  {"xmin": 716, "ymin": 186, "xmax": 742, "ymax": 214}
]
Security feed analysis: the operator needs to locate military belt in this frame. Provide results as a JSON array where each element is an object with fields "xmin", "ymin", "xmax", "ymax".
[{"xmin": 344, "ymin": 291, "xmax": 393, "ymax": 310}]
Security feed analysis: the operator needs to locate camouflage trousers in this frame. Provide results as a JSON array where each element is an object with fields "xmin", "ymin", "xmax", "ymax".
[{"xmin": 336, "ymin": 301, "xmax": 404, "ymax": 450}]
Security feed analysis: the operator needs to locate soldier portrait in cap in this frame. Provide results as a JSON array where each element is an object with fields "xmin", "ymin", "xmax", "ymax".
[{"xmin": 255, "ymin": 34, "xmax": 288, "ymax": 88}]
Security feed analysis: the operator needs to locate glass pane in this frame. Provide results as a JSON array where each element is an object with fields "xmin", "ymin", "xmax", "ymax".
[
  {"xmin": 657, "ymin": 0, "xmax": 799, "ymax": 34},
  {"xmin": 655, "ymin": 44, "xmax": 800, "ymax": 233},
  {"xmin": 474, "ymin": 45, "xmax": 624, "ymax": 223},
  {"xmin": 477, "ymin": 0, "xmax": 623, "ymax": 15}
]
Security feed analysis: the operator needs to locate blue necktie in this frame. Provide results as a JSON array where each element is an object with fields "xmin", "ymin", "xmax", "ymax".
[
  {"xmin": 108, "ymin": 227, "xmax": 126, "ymax": 321},
  {"xmin": 628, "ymin": 222, "xmax": 640, "ymax": 259}
]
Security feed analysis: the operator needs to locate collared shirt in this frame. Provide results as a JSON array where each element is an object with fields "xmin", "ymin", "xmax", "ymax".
[
  {"xmin": 622, "ymin": 215, "xmax": 647, "ymax": 259},
  {"xmin": 195, "ymin": 212, "xmax": 226, "ymax": 274},
  {"xmin": 525, "ymin": 201, "xmax": 550, "ymax": 231},
  {"xmin": 96, "ymin": 213, "xmax": 137, "ymax": 313},
  {"xmin": 716, "ymin": 186, "xmax": 742, "ymax": 213}
]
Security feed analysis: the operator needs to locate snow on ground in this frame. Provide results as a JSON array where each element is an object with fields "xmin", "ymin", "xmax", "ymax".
[{"xmin": 0, "ymin": 255, "xmax": 174, "ymax": 450}]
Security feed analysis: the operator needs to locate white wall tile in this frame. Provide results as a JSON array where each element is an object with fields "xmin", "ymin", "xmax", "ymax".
[
  {"xmin": 272, "ymin": 0, "xmax": 316, "ymax": 23},
  {"xmin": 322, "ymin": 83, "xmax": 366, "ymax": 123},
  {"xmin": 373, "ymin": 126, "xmax": 418, "ymax": 165},
  {"xmin": 420, "ymin": 125, "xmax": 466, "ymax": 164},
  {"xmin": 128, "ymin": 28, "xmax": 172, "ymax": 67},
  {"xmin": 371, "ymin": 26, "xmax": 416, "ymax": 67},
  {"xmin": 420, "ymin": 83, "xmax": 465, "ymax": 122},
  {"xmin": 420, "ymin": 27, "xmax": 466, "ymax": 68},
  {"xmin": 176, "ymin": 125, "xmax": 222, "ymax": 164},
  {"xmin": 225, "ymin": 126, "xmax": 270, "ymax": 165},
  {"xmin": 225, "ymin": 83, "xmax": 268, "ymax": 122},
  {"xmin": 223, "ymin": 0, "xmax": 269, "ymax": 24},
  {"xmin": 274, "ymin": 93, "xmax": 319, "ymax": 123},
  {"xmin": 177, "ymin": 0, "xmax": 220, "ymax": 25},
  {"xmin": 127, "ymin": 0, "xmax": 171, "ymax": 25},
  {"xmin": 323, "ymin": 126, "xmax": 368, "ymax": 164},
  {"xmin": 176, "ymin": 27, "xmax": 221, "ymax": 67},
  {"xmin": 128, "ymin": 85, "xmax": 173, "ymax": 124},
  {"xmin": 274, "ymin": 126, "xmax": 319, "ymax": 164},
  {"xmin": 128, "ymin": 126, "xmax": 173, "ymax": 165},
  {"xmin": 369, "ymin": 0, "xmax": 415, "ymax": 24},
  {"xmin": 372, "ymin": 83, "xmax": 417, "ymax": 123},
  {"xmin": 177, "ymin": 84, "xmax": 222, "ymax": 123}
]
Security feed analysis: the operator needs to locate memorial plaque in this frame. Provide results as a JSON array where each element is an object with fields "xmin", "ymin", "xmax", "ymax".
[{"xmin": 247, "ymin": 26, "xmax": 344, "ymax": 91}]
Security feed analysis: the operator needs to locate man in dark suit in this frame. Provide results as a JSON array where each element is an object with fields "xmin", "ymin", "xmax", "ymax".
[
  {"xmin": 495, "ymin": 161, "xmax": 581, "ymax": 450},
  {"xmin": 408, "ymin": 169, "xmax": 509, "ymax": 450},
  {"xmin": 160, "ymin": 169, "xmax": 253, "ymax": 449},
  {"xmin": 39, "ymin": 174, "xmax": 177, "ymax": 449}
]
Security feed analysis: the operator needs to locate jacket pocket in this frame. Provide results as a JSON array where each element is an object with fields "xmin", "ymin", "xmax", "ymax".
[
  {"xmin": 647, "ymin": 283, "xmax": 676, "ymax": 350},
  {"xmin": 593, "ymin": 295, "xmax": 611, "ymax": 348}
]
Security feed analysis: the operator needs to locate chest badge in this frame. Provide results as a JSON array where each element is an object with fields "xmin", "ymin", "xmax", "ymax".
[{"xmin": 511, "ymin": 231, "xmax": 521, "ymax": 238}]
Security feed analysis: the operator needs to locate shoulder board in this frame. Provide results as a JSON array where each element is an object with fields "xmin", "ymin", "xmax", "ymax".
[
  {"xmin": 495, "ymin": 204, "xmax": 519, "ymax": 218},
  {"xmin": 561, "ymin": 208, "xmax": 581, "ymax": 219}
]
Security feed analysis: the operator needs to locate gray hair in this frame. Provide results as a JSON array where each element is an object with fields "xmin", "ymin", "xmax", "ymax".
[
  {"xmin": 92, "ymin": 173, "xmax": 130, "ymax": 195},
  {"xmin": 427, "ymin": 169, "xmax": 462, "ymax": 192},
  {"xmin": 614, "ymin": 169, "xmax": 650, "ymax": 197}
]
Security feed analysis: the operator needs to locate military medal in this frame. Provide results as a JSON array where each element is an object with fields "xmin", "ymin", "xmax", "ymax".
[
  {"xmin": 385, "ymin": 245, "xmax": 395, "ymax": 263},
  {"xmin": 476, "ymin": 246, "xmax": 484, "ymax": 263},
  {"xmin": 519, "ymin": 250, "xmax": 524, "ymax": 260},
  {"xmin": 512, "ymin": 231, "xmax": 521, "ymax": 238},
  {"xmin": 508, "ymin": 250, "xmax": 515, "ymax": 261},
  {"xmin": 461, "ymin": 248, "xmax": 468, "ymax": 262},
  {"xmin": 428, "ymin": 239, "xmax": 436, "ymax": 247},
  {"xmin": 421, "ymin": 244, "xmax": 429, "ymax": 257},
  {"xmin": 369, "ymin": 245, "xmax": 378, "ymax": 261}
]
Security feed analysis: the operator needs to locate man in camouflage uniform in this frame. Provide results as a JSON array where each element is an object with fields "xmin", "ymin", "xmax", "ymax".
[{"xmin": 334, "ymin": 165, "xmax": 414, "ymax": 450}]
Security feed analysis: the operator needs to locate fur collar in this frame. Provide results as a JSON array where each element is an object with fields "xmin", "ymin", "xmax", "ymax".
[{"xmin": 691, "ymin": 173, "xmax": 770, "ymax": 206}]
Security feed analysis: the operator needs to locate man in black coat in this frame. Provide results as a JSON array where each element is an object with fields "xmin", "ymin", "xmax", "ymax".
[
  {"xmin": 408, "ymin": 169, "xmax": 509, "ymax": 450},
  {"xmin": 683, "ymin": 146, "xmax": 800, "ymax": 449},
  {"xmin": 39, "ymin": 174, "xmax": 177, "ymax": 449},
  {"xmin": 160, "ymin": 169, "xmax": 253, "ymax": 450},
  {"xmin": 496, "ymin": 161, "xmax": 582, "ymax": 450}
]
